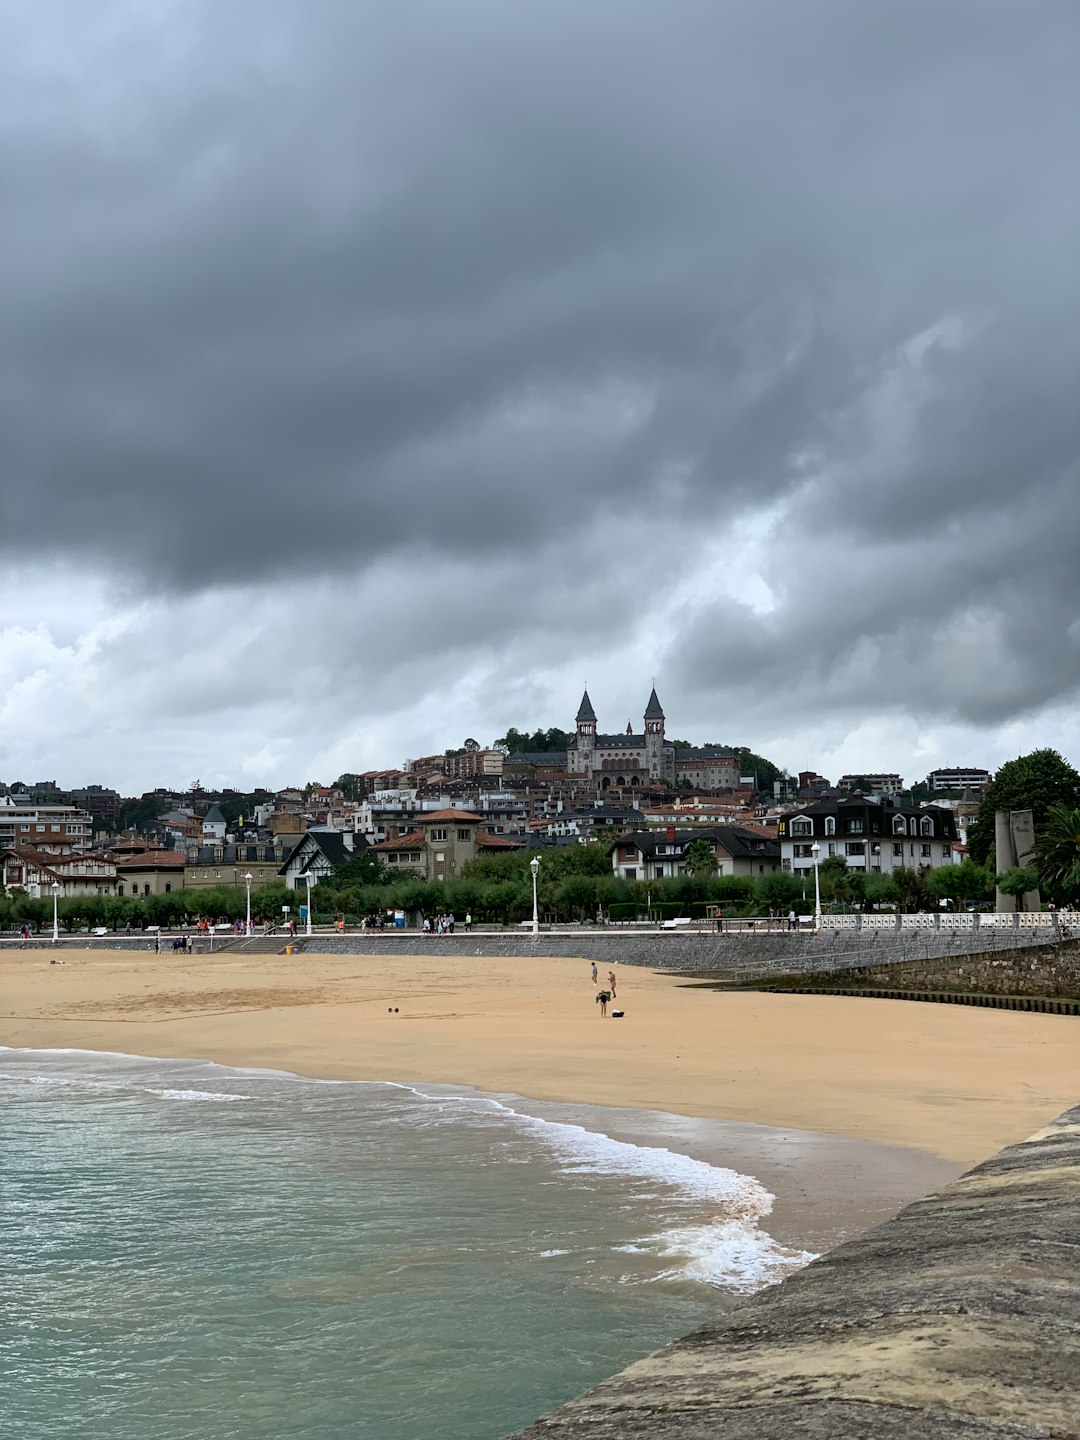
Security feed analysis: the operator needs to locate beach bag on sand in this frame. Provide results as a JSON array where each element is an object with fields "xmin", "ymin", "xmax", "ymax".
[{"xmin": 611, "ymin": 1010, "xmax": 624, "ymax": 1019}]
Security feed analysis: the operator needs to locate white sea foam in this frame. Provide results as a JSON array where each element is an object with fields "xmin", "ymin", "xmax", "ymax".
[
  {"xmin": 386, "ymin": 1082, "xmax": 816, "ymax": 1293},
  {"xmin": 147, "ymin": 1088, "xmax": 251, "ymax": 1102},
  {"xmin": 1, "ymin": 1048, "xmax": 816, "ymax": 1293}
]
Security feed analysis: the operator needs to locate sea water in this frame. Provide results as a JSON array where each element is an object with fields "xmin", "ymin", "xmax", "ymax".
[{"xmin": 0, "ymin": 1048, "xmax": 812, "ymax": 1439}]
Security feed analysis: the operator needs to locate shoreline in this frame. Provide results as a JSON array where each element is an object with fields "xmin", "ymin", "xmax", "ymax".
[
  {"xmin": 3, "ymin": 944, "xmax": 1078, "ymax": 1251},
  {"xmin": 0, "ymin": 1040, "xmax": 956, "ymax": 1261}
]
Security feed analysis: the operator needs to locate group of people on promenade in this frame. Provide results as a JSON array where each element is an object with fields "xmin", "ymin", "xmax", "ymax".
[
  {"xmin": 591, "ymin": 962, "xmax": 619, "ymax": 1017},
  {"xmin": 421, "ymin": 913, "xmax": 473, "ymax": 935}
]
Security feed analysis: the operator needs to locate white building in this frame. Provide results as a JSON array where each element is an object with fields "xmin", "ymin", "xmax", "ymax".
[
  {"xmin": 924, "ymin": 767, "xmax": 992, "ymax": 793},
  {"xmin": 777, "ymin": 796, "xmax": 957, "ymax": 876}
]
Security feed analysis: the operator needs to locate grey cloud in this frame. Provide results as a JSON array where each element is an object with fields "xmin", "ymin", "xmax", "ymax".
[{"xmin": 4, "ymin": 0, "xmax": 1080, "ymax": 774}]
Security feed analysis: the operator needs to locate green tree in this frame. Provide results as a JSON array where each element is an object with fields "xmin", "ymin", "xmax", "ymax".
[
  {"xmin": 864, "ymin": 873, "xmax": 899, "ymax": 907},
  {"xmin": 892, "ymin": 865, "xmax": 931, "ymax": 913},
  {"xmin": 754, "ymin": 871, "xmax": 806, "ymax": 911},
  {"xmin": 967, "ymin": 749, "xmax": 1080, "ymax": 866},
  {"xmin": 683, "ymin": 839, "xmax": 717, "ymax": 877},
  {"xmin": 1033, "ymin": 805, "xmax": 1080, "ymax": 900},
  {"xmin": 926, "ymin": 860, "xmax": 992, "ymax": 909},
  {"xmin": 333, "ymin": 851, "xmax": 392, "ymax": 887},
  {"xmin": 995, "ymin": 866, "xmax": 1040, "ymax": 902}
]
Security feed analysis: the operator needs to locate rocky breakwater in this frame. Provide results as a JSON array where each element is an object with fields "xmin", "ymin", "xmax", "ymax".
[{"xmin": 508, "ymin": 1102, "xmax": 1080, "ymax": 1438}]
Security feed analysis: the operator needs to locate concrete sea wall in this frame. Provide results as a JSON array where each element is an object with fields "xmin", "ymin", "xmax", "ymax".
[
  {"xmin": 508, "ymin": 1102, "xmax": 1080, "ymax": 1438},
  {"xmin": 301, "ymin": 926, "xmax": 1065, "ymax": 980}
]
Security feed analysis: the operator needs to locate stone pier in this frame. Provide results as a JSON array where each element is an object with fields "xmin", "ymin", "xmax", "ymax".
[{"xmin": 508, "ymin": 1103, "xmax": 1080, "ymax": 1438}]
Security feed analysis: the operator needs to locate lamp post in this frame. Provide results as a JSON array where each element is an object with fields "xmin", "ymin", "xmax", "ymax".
[
  {"xmin": 244, "ymin": 872, "xmax": 253, "ymax": 936},
  {"xmin": 51, "ymin": 880, "xmax": 60, "ymax": 944},
  {"xmin": 304, "ymin": 871, "xmax": 314, "ymax": 937},
  {"xmin": 811, "ymin": 842, "xmax": 822, "ymax": 931},
  {"xmin": 530, "ymin": 855, "xmax": 540, "ymax": 936}
]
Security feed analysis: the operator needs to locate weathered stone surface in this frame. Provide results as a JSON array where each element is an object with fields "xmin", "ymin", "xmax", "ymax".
[{"xmin": 506, "ymin": 1104, "xmax": 1080, "ymax": 1438}]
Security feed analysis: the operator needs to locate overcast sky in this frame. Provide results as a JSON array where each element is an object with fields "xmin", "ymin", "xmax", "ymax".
[{"xmin": 3, "ymin": 0, "xmax": 1080, "ymax": 795}]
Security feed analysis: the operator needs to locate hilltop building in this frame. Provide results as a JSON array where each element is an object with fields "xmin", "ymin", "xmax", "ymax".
[{"xmin": 567, "ymin": 688, "xmax": 676, "ymax": 790}]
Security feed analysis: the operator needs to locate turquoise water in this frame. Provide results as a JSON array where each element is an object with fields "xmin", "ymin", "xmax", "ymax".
[{"xmin": 1, "ymin": 1049, "xmax": 809, "ymax": 1439}]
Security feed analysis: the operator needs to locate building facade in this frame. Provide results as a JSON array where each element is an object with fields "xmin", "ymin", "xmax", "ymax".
[
  {"xmin": 924, "ymin": 767, "xmax": 993, "ymax": 793},
  {"xmin": 0, "ymin": 796, "xmax": 93, "ymax": 852},
  {"xmin": 566, "ymin": 688, "xmax": 676, "ymax": 789},
  {"xmin": 777, "ymin": 796, "xmax": 957, "ymax": 876},
  {"xmin": 609, "ymin": 826, "xmax": 781, "ymax": 881},
  {"xmin": 368, "ymin": 809, "xmax": 524, "ymax": 882},
  {"xmin": 837, "ymin": 773, "xmax": 904, "ymax": 796}
]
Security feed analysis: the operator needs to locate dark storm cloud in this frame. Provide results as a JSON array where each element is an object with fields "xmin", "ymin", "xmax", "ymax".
[{"xmin": 4, "ymin": 0, "xmax": 1080, "ymax": 736}]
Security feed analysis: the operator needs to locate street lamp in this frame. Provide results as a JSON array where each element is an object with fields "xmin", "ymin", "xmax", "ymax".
[
  {"xmin": 530, "ymin": 855, "xmax": 540, "ymax": 936},
  {"xmin": 304, "ymin": 871, "xmax": 314, "ymax": 937},
  {"xmin": 51, "ymin": 880, "xmax": 60, "ymax": 944},
  {"xmin": 811, "ymin": 842, "xmax": 822, "ymax": 931},
  {"xmin": 244, "ymin": 872, "xmax": 253, "ymax": 936}
]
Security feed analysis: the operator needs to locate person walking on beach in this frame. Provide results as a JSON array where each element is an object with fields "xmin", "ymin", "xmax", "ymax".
[
  {"xmin": 607, "ymin": 969, "xmax": 617, "ymax": 998},
  {"xmin": 596, "ymin": 988, "xmax": 611, "ymax": 1018},
  {"xmin": 591, "ymin": 962, "xmax": 598, "ymax": 985}
]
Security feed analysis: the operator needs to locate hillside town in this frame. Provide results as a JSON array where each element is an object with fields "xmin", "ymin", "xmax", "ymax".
[{"xmin": 0, "ymin": 687, "xmax": 992, "ymax": 915}]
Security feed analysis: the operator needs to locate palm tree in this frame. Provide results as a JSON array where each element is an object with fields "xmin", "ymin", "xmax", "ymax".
[{"xmin": 1034, "ymin": 805, "xmax": 1080, "ymax": 898}]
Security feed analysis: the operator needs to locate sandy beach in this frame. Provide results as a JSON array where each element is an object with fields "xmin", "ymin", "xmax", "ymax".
[
  {"xmin": 3, "ymin": 944, "xmax": 1077, "ymax": 1166},
  {"xmin": 5, "ymin": 942, "xmax": 1079, "ymax": 1254}
]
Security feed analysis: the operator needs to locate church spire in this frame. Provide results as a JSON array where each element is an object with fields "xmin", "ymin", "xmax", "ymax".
[
  {"xmin": 576, "ymin": 688, "xmax": 597, "ymax": 723},
  {"xmin": 644, "ymin": 685, "xmax": 665, "ymax": 720}
]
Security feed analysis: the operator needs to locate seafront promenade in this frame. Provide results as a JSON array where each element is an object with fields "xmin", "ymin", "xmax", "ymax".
[{"xmin": 508, "ymin": 1101, "xmax": 1080, "ymax": 1438}]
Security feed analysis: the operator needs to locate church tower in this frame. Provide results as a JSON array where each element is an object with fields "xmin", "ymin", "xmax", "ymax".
[
  {"xmin": 644, "ymin": 686, "xmax": 666, "ymax": 781},
  {"xmin": 574, "ymin": 688, "xmax": 597, "ymax": 777}
]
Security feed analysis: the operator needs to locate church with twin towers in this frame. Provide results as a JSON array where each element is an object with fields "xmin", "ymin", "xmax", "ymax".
[{"xmin": 565, "ymin": 686, "xmax": 677, "ymax": 789}]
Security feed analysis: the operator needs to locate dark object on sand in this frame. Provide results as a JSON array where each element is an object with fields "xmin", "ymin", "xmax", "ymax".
[{"xmin": 611, "ymin": 1010, "xmax": 624, "ymax": 1019}]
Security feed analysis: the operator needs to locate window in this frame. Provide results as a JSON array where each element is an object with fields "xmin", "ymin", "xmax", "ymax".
[
  {"xmin": 36, "ymin": 824, "xmax": 45, "ymax": 831},
  {"xmin": 828, "ymin": 842, "xmax": 836, "ymax": 857},
  {"xmin": 824, "ymin": 816, "xmax": 836, "ymax": 836},
  {"xmin": 893, "ymin": 816, "xmax": 907, "ymax": 834},
  {"xmin": 625, "ymin": 867, "xmax": 637, "ymax": 880},
  {"xmin": 457, "ymin": 829, "xmax": 471, "ymax": 841},
  {"xmin": 165, "ymin": 883, "xmax": 171, "ymax": 893},
  {"xmin": 118, "ymin": 884, "xmax": 125, "ymax": 897},
  {"xmin": 790, "ymin": 819, "xmax": 812, "ymax": 836},
  {"xmin": 845, "ymin": 818, "xmax": 864, "ymax": 834},
  {"xmin": 921, "ymin": 817, "xmax": 934, "ymax": 836},
  {"xmin": 893, "ymin": 842, "xmax": 903, "ymax": 856},
  {"xmin": 870, "ymin": 843, "xmax": 880, "ymax": 855},
  {"xmin": 431, "ymin": 828, "xmax": 447, "ymax": 841},
  {"xmin": 793, "ymin": 843, "xmax": 814, "ymax": 858},
  {"xmin": 846, "ymin": 842, "xmax": 865, "ymax": 856},
  {"xmin": 942, "ymin": 845, "xmax": 951, "ymax": 858},
  {"xmin": 921, "ymin": 844, "xmax": 932, "ymax": 858}
]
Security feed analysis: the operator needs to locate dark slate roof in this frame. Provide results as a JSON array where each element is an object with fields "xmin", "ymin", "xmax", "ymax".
[
  {"xmin": 676, "ymin": 747, "xmax": 739, "ymax": 762},
  {"xmin": 596, "ymin": 734, "xmax": 646, "ymax": 747},
  {"xmin": 644, "ymin": 687, "xmax": 665, "ymax": 720},
  {"xmin": 203, "ymin": 804, "xmax": 225, "ymax": 823},
  {"xmin": 506, "ymin": 752, "xmax": 568, "ymax": 767},
  {"xmin": 280, "ymin": 830, "xmax": 369, "ymax": 873},
  {"xmin": 608, "ymin": 827, "xmax": 780, "ymax": 862},
  {"xmin": 188, "ymin": 842, "xmax": 283, "ymax": 864},
  {"xmin": 576, "ymin": 688, "xmax": 597, "ymax": 722}
]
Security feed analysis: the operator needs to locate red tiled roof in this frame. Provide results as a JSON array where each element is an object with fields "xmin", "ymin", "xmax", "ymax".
[
  {"xmin": 114, "ymin": 850, "xmax": 187, "ymax": 869},
  {"xmin": 418, "ymin": 809, "xmax": 485, "ymax": 824},
  {"xmin": 370, "ymin": 830, "xmax": 427, "ymax": 851},
  {"xmin": 477, "ymin": 834, "xmax": 526, "ymax": 848}
]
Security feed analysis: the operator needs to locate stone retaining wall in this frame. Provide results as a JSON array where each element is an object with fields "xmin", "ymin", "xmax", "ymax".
[
  {"xmin": 758, "ymin": 939, "xmax": 1080, "ymax": 1000},
  {"xmin": 301, "ymin": 926, "xmax": 1062, "ymax": 980},
  {"xmin": 507, "ymin": 1101, "xmax": 1080, "ymax": 1438}
]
